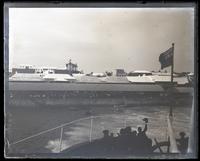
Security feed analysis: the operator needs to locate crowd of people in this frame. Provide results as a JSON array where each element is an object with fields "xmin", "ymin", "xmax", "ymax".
[
  {"xmin": 98, "ymin": 118, "xmax": 153, "ymax": 154},
  {"xmin": 64, "ymin": 117, "xmax": 189, "ymax": 156},
  {"xmin": 97, "ymin": 118, "xmax": 188, "ymax": 155}
]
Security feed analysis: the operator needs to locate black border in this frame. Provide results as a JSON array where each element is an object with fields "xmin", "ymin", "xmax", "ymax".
[{"xmin": 3, "ymin": 1, "xmax": 199, "ymax": 159}]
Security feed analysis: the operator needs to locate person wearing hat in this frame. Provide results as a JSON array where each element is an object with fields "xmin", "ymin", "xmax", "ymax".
[
  {"xmin": 102, "ymin": 129, "xmax": 109, "ymax": 138},
  {"xmin": 136, "ymin": 118, "xmax": 152, "ymax": 153},
  {"xmin": 176, "ymin": 132, "xmax": 189, "ymax": 154},
  {"xmin": 137, "ymin": 118, "xmax": 148, "ymax": 138}
]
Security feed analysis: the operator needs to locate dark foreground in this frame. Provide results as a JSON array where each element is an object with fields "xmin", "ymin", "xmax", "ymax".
[{"xmin": 5, "ymin": 102, "xmax": 193, "ymax": 159}]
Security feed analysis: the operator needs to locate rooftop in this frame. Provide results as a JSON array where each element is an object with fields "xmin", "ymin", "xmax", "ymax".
[{"xmin": 132, "ymin": 70, "xmax": 152, "ymax": 73}]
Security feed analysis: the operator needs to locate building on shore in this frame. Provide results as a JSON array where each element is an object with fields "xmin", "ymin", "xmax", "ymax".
[
  {"xmin": 11, "ymin": 59, "xmax": 81, "ymax": 75},
  {"xmin": 116, "ymin": 69, "xmax": 127, "ymax": 77}
]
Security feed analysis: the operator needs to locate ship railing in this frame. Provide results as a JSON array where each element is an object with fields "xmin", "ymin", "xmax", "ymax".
[
  {"xmin": 6, "ymin": 113, "xmax": 173, "ymax": 154},
  {"xmin": 7, "ymin": 114, "xmax": 124, "ymax": 153}
]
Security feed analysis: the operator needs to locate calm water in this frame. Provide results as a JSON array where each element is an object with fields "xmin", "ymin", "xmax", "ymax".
[{"xmin": 6, "ymin": 105, "xmax": 192, "ymax": 156}]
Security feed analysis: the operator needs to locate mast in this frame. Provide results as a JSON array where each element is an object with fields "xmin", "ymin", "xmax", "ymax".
[
  {"xmin": 167, "ymin": 43, "xmax": 179, "ymax": 153},
  {"xmin": 171, "ymin": 43, "xmax": 174, "ymax": 84},
  {"xmin": 170, "ymin": 43, "xmax": 175, "ymax": 119}
]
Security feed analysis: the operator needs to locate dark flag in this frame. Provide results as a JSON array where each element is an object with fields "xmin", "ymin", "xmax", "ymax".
[{"xmin": 159, "ymin": 47, "xmax": 173, "ymax": 69}]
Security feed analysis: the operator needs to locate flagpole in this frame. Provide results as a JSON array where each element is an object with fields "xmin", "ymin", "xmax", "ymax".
[
  {"xmin": 171, "ymin": 43, "xmax": 174, "ymax": 84},
  {"xmin": 170, "ymin": 43, "xmax": 174, "ymax": 116},
  {"xmin": 168, "ymin": 43, "xmax": 176, "ymax": 152}
]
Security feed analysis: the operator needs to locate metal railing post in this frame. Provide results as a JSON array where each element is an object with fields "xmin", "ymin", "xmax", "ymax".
[
  {"xmin": 89, "ymin": 116, "xmax": 93, "ymax": 142},
  {"xmin": 59, "ymin": 125, "xmax": 64, "ymax": 152},
  {"xmin": 8, "ymin": 115, "xmax": 111, "ymax": 152}
]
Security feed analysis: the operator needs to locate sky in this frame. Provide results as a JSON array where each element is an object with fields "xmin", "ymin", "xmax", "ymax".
[{"xmin": 9, "ymin": 8, "xmax": 194, "ymax": 73}]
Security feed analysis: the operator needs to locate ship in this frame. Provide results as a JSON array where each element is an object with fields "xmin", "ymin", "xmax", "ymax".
[{"xmin": 7, "ymin": 60, "xmax": 194, "ymax": 107}]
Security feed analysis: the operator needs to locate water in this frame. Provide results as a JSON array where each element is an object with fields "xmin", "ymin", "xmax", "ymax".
[{"xmin": 6, "ymin": 105, "xmax": 192, "ymax": 156}]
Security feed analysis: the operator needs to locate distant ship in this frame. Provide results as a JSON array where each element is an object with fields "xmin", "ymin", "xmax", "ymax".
[{"xmin": 7, "ymin": 60, "xmax": 194, "ymax": 107}]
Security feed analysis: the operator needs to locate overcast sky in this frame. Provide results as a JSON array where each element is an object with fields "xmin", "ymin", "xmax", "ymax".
[{"xmin": 9, "ymin": 8, "xmax": 194, "ymax": 73}]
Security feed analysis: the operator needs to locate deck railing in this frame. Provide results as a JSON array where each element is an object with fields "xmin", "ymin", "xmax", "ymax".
[
  {"xmin": 6, "ymin": 112, "xmax": 180, "ymax": 154},
  {"xmin": 7, "ymin": 114, "xmax": 123, "ymax": 153}
]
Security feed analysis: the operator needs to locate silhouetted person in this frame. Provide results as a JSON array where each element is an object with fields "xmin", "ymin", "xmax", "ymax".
[
  {"xmin": 137, "ymin": 118, "xmax": 152, "ymax": 153},
  {"xmin": 116, "ymin": 128, "xmax": 127, "ymax": 154},
  {"xmin": 124, "ymin": 126, "xmax": 132, "ymax": 136},
  {"xmin": 129, "ymin": 130, "xmax": 137, "ymax": 152},
  {"xmin": 123, "ymin": 126, "xmax": 133, "ymax": 153},
  {"xmin": 137, "ymin": 120, "xmax": 148, "ymax": 139},
  {"xmin": 101, "ymin": 130, "xmax": 111, "ymax": 153},
  {"xmin": 176, "ymin": 132, "xmax": 189, "ymax": 154},
  {"xmin": 103, "ymin": 130, "xmax": 109, "ymax": 138},
  {"xmin": 109, "ymin": 132, "xmax": 115, "ymax": 154},
  {"xmin": 117, "ymin": 128, "xmax": 125, "ymax": 137}
]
